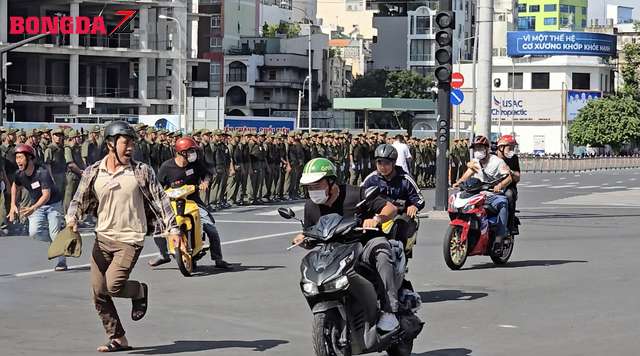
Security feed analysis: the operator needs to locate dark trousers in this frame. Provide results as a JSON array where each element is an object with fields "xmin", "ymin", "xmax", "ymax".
[
  {"xmin": 504, "ymin": 187, "xmax": 518, "ymax": 231},
  {"xmin": 250, "ymin": 163, "xmax": 265, "ymax": 201},
  {"xmin": 91, "ymin": 236, "xmax": 143, "ymax": 339}
]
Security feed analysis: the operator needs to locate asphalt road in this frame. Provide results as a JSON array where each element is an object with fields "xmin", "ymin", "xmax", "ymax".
[{"xmin": 1, "ymin": 169, "xmax": 640, "ymax": 356}]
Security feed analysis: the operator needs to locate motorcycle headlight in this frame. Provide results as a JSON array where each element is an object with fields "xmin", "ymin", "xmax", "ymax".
[
  {"xmin": 462, "ymin": 203, "xmax": 475, "ymax": 213},
  {"xmin": 301, "ymin": 281, "xmax": 319, "ymax": 296},
  {"xmin": 323, "ymin": 275, "xmax": 349, "ymax": 292}
]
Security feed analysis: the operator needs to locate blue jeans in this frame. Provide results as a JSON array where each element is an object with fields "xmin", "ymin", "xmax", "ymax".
[
  {"xmin": 486, "ymin": 194, "xmax": 509, "ymax": 238},
  {"xmin": 28, "ymin": 201, "xmax": 66, "ymax": 266}
]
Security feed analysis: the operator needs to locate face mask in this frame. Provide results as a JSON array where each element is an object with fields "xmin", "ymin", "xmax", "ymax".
[
  {"xmin": 473, "ymin": 150, "xmax": 486, "ymax": 160},
  {"xmin": 187, "ymin": 152, "xmax": 198, "ymax": 163},
  {"xmin": 505, "ymin": 151, "xmax": 515, "ymax": 159},
  {"xmin": 308, "ymin": 189, "xmax": 329, "ymax": 204}
]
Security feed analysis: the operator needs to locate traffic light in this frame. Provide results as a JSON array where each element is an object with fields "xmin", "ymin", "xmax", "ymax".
[{"xmin": 434, "ymin": 11, "xmax": 455, "ymax": 84}]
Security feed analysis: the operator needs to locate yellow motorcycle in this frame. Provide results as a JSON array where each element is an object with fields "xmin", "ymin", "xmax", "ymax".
[
  {"xmin": 381, "ymin": 199, "xmax": 420, "ymax": 259},
  {"xmin": 165, "ymin": 185, "xmax": 207, "ymax": 276}
]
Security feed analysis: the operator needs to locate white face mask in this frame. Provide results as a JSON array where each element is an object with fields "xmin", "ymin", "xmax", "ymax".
[
  {"xmin": 308, "ymin": 189, "xmax": 329, "ymax": 204},
  {"xmin": 187, "ymin": 152, "xmax": 198, "ymax": 163},
  {"xmin": 473, "ymin": 150, "xmax": 487, "ymax": 160},
  {"xmin": 505, "ymin": 151, "xmax": 515, "ymax": 159}
]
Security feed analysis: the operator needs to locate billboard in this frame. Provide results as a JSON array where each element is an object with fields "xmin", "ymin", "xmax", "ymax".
[
  {"xmin": 138, "ymin": 115, "xmax": 181, "ymax": 131},
  {"xmin": 507, "ymin": 31, "xmax": 617, "ymax": 57},
  {"xmin": 566, "ymin": 91, "xmax": 602, "ymax": 121},
  {"xmin": 460, "ymin": 90, "xmax": 563, "ymax": 122},
  {"xmin": 224, "ymin": 116, "xmax": 295, "ymax": 134}
]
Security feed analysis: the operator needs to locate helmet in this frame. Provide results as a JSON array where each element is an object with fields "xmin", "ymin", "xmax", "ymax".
[
  {"xmin": 104, "ymin": 121, "xmax": 136, "ymax": 140},
  {"xmin": 497, "ymin": 134, "xmax": 518, "ymax": 147},
  {"xmin": 374, "ymin": 144, "xmax": 398, "ymax": 161},
  {"xmin": 300, "ymin": 158, "xmax": 337, "ymax": 185},
  {"xmin": 175, "ymin": 137, "xmax": 199, "ymax": 153},
  {"xmin": 472, "ymin": 135, "xmax": 490, "ymax": 147},
  {"xmin": 14, "ymin": 144, "xmax": 35, "ymax": 158}
]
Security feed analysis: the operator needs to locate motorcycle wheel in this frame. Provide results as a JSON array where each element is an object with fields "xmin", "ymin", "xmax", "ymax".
[
  {"xmin": 312, "ymin": 310, "xmax": 351, "ymax": 356},
  {"xmin": 175, "ymin": 235, "xmax": 193, "ymax": 277},
  {"xmin": 387, "ymin": 339, "xmax": 414, "ymax": 356},
  {"xmin": 491, "ymin": 235, "xmax": 514, "ymax": 265},
  {"xmin": 443, "ymin": 225, "xmax": 468, "ymax": 270}
]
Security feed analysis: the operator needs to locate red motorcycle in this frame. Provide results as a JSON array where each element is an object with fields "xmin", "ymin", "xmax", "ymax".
[{"xmin": 443, "ymin": 178, "xmax": 517, "ymax": 270}]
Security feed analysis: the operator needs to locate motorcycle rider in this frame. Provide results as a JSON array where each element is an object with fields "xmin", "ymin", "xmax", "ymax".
[
  {"xmin": 291, "ymin": 158, "xmax": 402, "ymax": 332},
  {"xmin": 495, "ymin": 135, "xmax": 520, "ymax": 235},
  {"xmin": 149, "ymin": 136, "xmax": 232, "ymax": 269},
  {"xmin": 453, "ymin": 135, "xmax": 512, "ymax": 254}
]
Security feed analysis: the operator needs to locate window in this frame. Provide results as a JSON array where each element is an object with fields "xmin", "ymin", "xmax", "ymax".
[
  {"xmin": 209, "ymin": 63, "xmax": 221, "ymax": 96},
  {"xmin": 517, "ymin": 16, "xmax": 536, "ymax": 30},
  {"xmin": 211, "ymin": 15, "xmax": 221, "ymax": 28},
  {"xmin": 210, "ymin": 37, "xmax": 222, "ymax": 49},
  {"xmin": 581, "ymin": 7, "xmax": 586, "ymax": 15},
  {"xmin": 532, "ymin": 72, "xmax": 550, "ymax": 89},
  {"xmin": 560, "ymin": 5, "xmax": 575, "ymax": 13},
  {"xmin": 410, "ymin": 65, "xmax": 431, "ymax": 77},
  {"xmin": 409, "ymin": 16, "xmax": 414, "ymax": 35},
  {"xmin": 416, "ymin": 16, "xmax": 430, "ymax": 34},
  {"xmin": 560, "ymin": 17, "xmax": 569, "ymax": 26},
  {"xmin": 410, "ymin": 39, "xmax": 432, "ymax": 61},
  {"xmin": 508, "ymin": 72, "xmax": 523, "ymax": 89},
  {"xmin": 517, "ymin": 3, "xmax": 526, "ymax": 12},
  {"xmin": 544, "ymin": 17, "xmax": 557, "ymax": 25},
  {"xmin": 572, "ymin": 73, "xmax": 590, "ymax": 90},
  {"xmin": 581, "ymin": 19, "xmax": 586, "ymax": 28},
  {"xmin": 544, "ymin": 4, "xmax": 556, "ymax": 12},
  {"xmin": 529, "ymin": 5, "xmax": 539, "ymax": 12},
  {"xmin": 228, "ymin": 61, "xmax": 247, "ymax": 82},
  {"xmin": 268, "ymin": 70, "xmax": 276, "ymax": 80}
]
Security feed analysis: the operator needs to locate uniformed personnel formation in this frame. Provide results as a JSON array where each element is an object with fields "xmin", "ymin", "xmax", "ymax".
[{"xmin": 0, "ymin": 124, "xmax": 471, "ymax": 235}]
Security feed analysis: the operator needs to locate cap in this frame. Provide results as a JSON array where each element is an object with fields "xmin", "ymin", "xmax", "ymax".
[
  {"xmin": 134, "ymin": 123, "xmax": 148, "ymax": 131},
  {"xmin": 67, "ymin": 129, "xmax": 80, "ymax": 138},
  {"xmin": 146, "ymin": 127, "xmax": 156, "ymax": 134},
  {"xmin": 192, "ymin": 129, "xmax": 202, "ymax": 136},
  {"xmin": 52, "ymin": 128, "xmax": 64, "ymax": 135},
  {"xmin": 91, "ymin": 125, "xmax": 101, "ymax": 133},
  {"xmin": 201, "ymin": 129, "xmax": 211, "ymax": 136},
  {"xmin": 27, "ymin": 128, "xmax": 40, "ymax": 137},
  {"xmin": 6, "ymin": 128, "xmax": 18, "ymax": 135}
]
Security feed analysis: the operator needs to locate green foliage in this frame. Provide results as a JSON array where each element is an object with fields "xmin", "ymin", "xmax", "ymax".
[
  {"xmin": 568, "ymin": 95, "xmax": 640, "ymax": 152},
  {"xmin": 347, "ymin": 69, "xmax": 389, "ymax": 97},
  {"xmin": 620, "ymin": 42, "xmax": 640, "ymax": 98},
  {"xmin": 386, "ymin": 70, "xmax": 435, "ymax": 99},
  {"xmin": 262, "ymin": 22, "xmax": 301, "ymax": 38}
]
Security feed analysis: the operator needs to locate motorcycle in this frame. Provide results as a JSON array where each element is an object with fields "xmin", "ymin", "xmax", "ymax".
[
  {"xmin": 443, "ymin": 177, "xmax": 520, "ymax": 270},
  {"xmin": 165, "ymin": 185, "xmax": 207, "ymax": 276},
  {"xmin": 279, "ymin": 187, "xmax": 424, "ymax": 356},
  {"xmin": 385, "ymin": 199, "xmax": 420, "ymax": 260}
]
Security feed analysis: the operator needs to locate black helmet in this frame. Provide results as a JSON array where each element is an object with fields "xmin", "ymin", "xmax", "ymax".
[
  {"xmin": 374, "ymin": 144, "xmax": 398, "ymax": 161},
  {"xmin": 104, "ymin": 121, "xmax": 136, "ymax": 140}
]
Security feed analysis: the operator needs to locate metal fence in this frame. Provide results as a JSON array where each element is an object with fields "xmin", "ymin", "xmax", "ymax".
[{"xmin": 520, "ymin": 156, "xmax": 640, "ymax": 173}]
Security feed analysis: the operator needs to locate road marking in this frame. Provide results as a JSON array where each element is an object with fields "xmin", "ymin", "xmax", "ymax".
[
  {"xmin": 601, "ymin": 186, "xmax": 627, "ymax": 190},
  {"xmin": 576, "ymin": 185, "xmax": 601, "ymax": 189},
  {"xmin": 498, "ymin": 324, "xmax": 519, "ymax": 329},
  {"xmin": 559, "ymin": 177, "xmax": 567, "ymax": 180},
  {"xmin": 566, "ymin": 182, "xmax": 579, "ymax": 185},
  {"xmin": 542, "ymin": 179, "xmax": 550, "ymax": 182},
  {"xmin": 257, "ymin": 205, "xmax": 305, "ymax": 216},
  {"xmin": 523, "ymin": 184, "xmax": 549, "ymax": 188},
  {"xmin": 616, "ymin": 181, "xmax": 624, "ymax": 184},
  {"xmin": 216, "ymin": 220, "xmax": 300, "ymax": 224},
  {"xmin": 548, "ymin": 185, "xmax": 577, "ymax": 189},
  {"xmin": 9, "ymin": 230, "xmax": 300, "ymax": 278},
  {"xmin": 630, "ymin": 178, "xmax": 637, "ymax": 181},
  {"xmin": 574, "ymin": 175, "xmax": 581, "ymax": 177}
]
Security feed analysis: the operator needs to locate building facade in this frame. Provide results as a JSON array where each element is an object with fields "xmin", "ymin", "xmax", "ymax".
[{"xmin": 516, "ymin": 0, "xmax": 589, "ymax": 31}]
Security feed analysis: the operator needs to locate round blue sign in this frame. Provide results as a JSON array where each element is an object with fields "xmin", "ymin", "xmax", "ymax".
[{"xmin": 450, "ymin": 89, "xmax": 464, "ymax": 105}]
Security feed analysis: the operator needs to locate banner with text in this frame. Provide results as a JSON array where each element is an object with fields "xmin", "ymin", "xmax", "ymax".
[
  {"xmin": 566, "ymin": 90, "xmax": 602, "ymax": 121},
  {"xmin": 507, "ymin": 31, "xmax": 617, "ymax": 57},
  {"xmin": 224, "ymin": 116, "xmax": 295, "ymax": 134}
]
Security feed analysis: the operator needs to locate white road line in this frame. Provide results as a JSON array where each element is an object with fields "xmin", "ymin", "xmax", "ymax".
[
  {"xmin": 559, "ymin": 177, "xmax": 567, "ymax": 180},
  {"xmin": 216, "ymin": 220, "xmax": 299, "ymax": 224},
  {"xmin": 542, "ymin": 179, "xmax": 550, "ymax": 182},
  {"xmin": 630, "ymin": 178, "xmax": 637, "ymax": 181},
  {"xmin": 574, "ymin": 175, "xmax": 581, "ymax": 177},
  {"xmin": 257, "ymin": 205, "xmax": 305, "ymax": 216},
  {"xmin": 601, "ymin": 186, "xmax": 627, "ymax": 190},
  {"xmin": 523, "ymin": 184, "xmax": 549, "ymax": 188},
  {"xmin": 498, "ymin": 324, "xmax": 519, "ymax": 329},
  {"xmin": 566, "ymin": 182, "xmax": 579, "ymax": 185},
  {"xmin": 576, "ymin": 185, "xmax": 601, "ymax": 189},
  {"xmin": 10, "ymin": 231, "xmax": 299, "ymax": 278},
  {"xmin": 616, "ymin": 181, "xmax": 624, "ymax": 184},
  {"xmin": 548, "ymin": 185, "xmax": 577, "ymax": 189}
]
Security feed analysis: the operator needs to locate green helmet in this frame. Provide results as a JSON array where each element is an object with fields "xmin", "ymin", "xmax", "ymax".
[{"xmin": 301, "ymin": 158, "xmax": 337, "ymax": 185}]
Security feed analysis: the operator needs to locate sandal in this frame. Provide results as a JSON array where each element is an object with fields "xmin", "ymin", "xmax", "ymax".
[
  {"xmin": 98, "ymin": 339, "xmax": 132, "ymax": 353},
  {"xmin": 131, "ymin": 283, "xmax": 148, "ymax": 321}
]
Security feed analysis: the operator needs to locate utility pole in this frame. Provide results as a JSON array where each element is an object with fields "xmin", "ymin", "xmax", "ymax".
[
  {"xmin": 434, "ymin": 0, "xmax": 455, "ymax": 210},
  {"xmin": 476, "ymin": 0, "xmax": 494, "ymax": 138}
]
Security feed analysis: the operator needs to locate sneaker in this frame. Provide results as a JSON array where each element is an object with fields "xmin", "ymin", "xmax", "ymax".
[
  {"xmin": 148, "ymin": 256, "xmax": 171, "ymax": 267},
  {"xmin": 377, "ymin": 312, "xmax": 399, "ymax": 332},
  {"xmin": 214, "ymin": 260, "xmax": 233, "ymax": 269},
  {"xmin": 54, "ymin": 263, "xmax": 68, "ymax": 272}
]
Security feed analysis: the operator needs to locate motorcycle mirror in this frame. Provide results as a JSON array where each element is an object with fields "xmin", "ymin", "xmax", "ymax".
[
  {"xmin": 364, "ymin": 186, "xmax": 380, "ymax": 201},
  {"xmin": 278, "ymin": 207, "xmax": 296, "ymax": 219}
]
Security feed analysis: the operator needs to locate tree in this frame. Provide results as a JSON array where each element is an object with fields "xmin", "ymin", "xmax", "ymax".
[
  {"xmin": 386, "ymin": 70, "xmax": 435, "ymax": 136},
  {"xmin": 568, "ymin": 95, "xmax": 640, "ymax": 153},
  {"xmin": 620, "ymin": 42, "xmax": 640, "ymax": 98},
  {"xmin": 347, "ymin": 69, "xmax": 389, "ymax": 98}
]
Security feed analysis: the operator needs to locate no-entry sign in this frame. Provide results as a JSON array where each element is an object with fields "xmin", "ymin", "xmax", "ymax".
[{"xmin": 451, "ymin": 72, "xmax": 464, "ymax": 88}]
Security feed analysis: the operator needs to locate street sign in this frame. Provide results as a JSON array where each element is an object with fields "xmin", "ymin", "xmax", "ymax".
[
  {"xmin": 451, "ymin": 72, "xmax": 464, "ymax": 88},
  {"xmin": 450, "ymin": 89, "xmax": 464, "ymax": 105},
  {"xmin": 86, "ymin": 97, "xmax": 95, "ymax": 109}
]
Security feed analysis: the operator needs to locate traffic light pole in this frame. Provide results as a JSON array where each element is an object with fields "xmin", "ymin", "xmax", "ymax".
[{"xmin": 434, "ymin": 0, "xmax": 453, "ymax": 211}]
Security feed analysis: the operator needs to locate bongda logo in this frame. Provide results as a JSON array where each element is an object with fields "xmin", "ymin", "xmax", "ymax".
[{"xmin": 9, "ymin": 10, "xmax": 138, "ymax": 36}]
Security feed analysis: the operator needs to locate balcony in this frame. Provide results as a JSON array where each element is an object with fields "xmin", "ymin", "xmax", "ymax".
[
  {"xmin": 249, "ymin": 100, "xmax": 298, "ymax": 110},
  {"xmin": 252, "ymin": 80, "xmax": 304, "ymax": 90}
]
